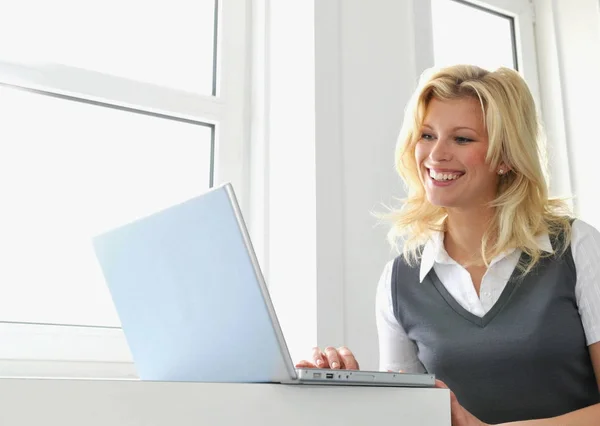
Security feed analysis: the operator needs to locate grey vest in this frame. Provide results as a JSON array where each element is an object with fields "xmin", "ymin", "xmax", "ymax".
[{"xmin": 391, "ymin": 238, "xmax": 599, "ymax": 424}]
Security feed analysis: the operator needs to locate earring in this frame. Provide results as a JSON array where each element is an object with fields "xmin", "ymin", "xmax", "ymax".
[{"xmin": 498, "ymin": 168, "xmax": 505, "ymax": 175}]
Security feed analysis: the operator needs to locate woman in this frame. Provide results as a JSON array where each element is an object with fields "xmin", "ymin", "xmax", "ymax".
[{"xmin": 296, "ymin": 65, "xmax": 600, "ymax": 425}]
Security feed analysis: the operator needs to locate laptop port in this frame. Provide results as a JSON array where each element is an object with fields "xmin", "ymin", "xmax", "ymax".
[{"xmin": 326, "ymin": 373, "xmax": 334, "ymax": 379}]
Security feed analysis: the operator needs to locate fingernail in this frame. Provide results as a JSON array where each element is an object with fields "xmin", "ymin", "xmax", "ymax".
[
  {"xmin": 331, "ymin": 361, "xmax": 339, "ymax": 369},
  {"xmin": 316, "ymin": 359, "xmax": 323, "ymax": 367}
]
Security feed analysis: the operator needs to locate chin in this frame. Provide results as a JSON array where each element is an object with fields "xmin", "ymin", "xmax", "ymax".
[{"xmin": 425, "ymin": 195, "xmax": 456, "ymax": 209}]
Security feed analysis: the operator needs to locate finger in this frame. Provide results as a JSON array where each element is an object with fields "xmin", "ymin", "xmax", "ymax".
[
  {"xmin": 295, "ymin": 360, "xmax": 318, "ymax": 368},
  {"xmin": 435, "ymin": 380, "xmax": 459, "ymax": 406},
  {"xmin": 337, "ymin": 346, "xmax": 359, "ymax": 370},
  {"xmin": 435, "ymin": 379, "xmax": 448, "ymax": 389},
  {"xmin": 324, "ymin": 346, "xmax": 342, "ymax": 369},
  {"xmin": 312, "ymin": 347, "xmax": 328, "ymax": 368}
]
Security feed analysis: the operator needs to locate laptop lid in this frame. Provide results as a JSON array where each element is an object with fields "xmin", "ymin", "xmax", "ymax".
[{"xmin": 92, "ymin": 183, "xmax": 297, "ymax": 383}]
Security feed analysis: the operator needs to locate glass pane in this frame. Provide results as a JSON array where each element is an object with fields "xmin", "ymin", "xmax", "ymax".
[
  {"xmin": 431, "ymin": 0, "xmax": 517, "ymax": 71},
  {"xmin": 0, "ymin": 85, "xmax": 213, "ymax": 327},
  {"xmin": 0, "ymin": 0, "xmax": 217, "ymax": 95}
]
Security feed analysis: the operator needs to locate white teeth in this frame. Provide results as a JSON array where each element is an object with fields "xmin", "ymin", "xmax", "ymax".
[{"xmin": 429, "ymin": 170, "xmax": 462, "ymax": 181}]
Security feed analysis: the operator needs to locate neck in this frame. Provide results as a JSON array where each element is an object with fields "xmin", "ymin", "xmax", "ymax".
[{"xmin": 444, "ymin": 207, "xmax": 495, "ymax": 265}]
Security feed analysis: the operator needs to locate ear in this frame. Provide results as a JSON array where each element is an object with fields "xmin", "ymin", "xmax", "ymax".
[{"xmin": 497, "ymin": 163, "xmax": 511, "ymax": 176}]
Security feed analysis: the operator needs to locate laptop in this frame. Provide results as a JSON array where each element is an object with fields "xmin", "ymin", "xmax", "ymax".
[{"xmin": 92, "ymin": 183, "xmax": 435, "ymax": 387}]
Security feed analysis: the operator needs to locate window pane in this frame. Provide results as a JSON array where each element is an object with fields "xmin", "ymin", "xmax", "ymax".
[
  {"xmin": 0, "ymin": 86, "xmax": 213, "ymax": 327},
  {"xmin": 0, "ymin": 0, "xmax": 217, "ymax": 95},
  {"xmin": 431, "ymin": 0, "xmax": 517, "ymax": 70}
]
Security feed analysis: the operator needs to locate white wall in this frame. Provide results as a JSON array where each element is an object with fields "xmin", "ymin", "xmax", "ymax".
[
  {"xmin": 532, "ymin": 0, "xmax": 573, "ymax": 200},
  {"xmin": 338, "ymin": 0, "xmax": 423, "ymax": 370},
  {"xmin": 264, "ymin": 0, "xmax": 427, "ymax": 370},
  {"xmin": 540, "ymin": 0, "xmax": 600, "ymax": 227},
  {"xmin": 263, "ymin": 0, "xmax": 319, "ymax": 367}
]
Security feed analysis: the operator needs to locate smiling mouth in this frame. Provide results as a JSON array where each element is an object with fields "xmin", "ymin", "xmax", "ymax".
[{"xmin": 427, "ymin": 168, "xmax": 465, "ymax": 182}]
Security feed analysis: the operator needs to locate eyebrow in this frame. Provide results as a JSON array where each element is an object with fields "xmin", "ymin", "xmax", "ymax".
[{"xmin": 421, "ymin": 123, "xmax": 479, "ymax": 133}]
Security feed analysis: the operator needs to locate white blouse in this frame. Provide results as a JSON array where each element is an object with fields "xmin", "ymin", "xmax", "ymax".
[{"xmin": 376, "ymin": 219, "xmax": 600, "ymax": 373}]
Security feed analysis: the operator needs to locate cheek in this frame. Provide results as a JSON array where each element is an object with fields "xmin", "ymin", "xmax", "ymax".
[
  {"xmin": 413, "ymin": 144, "xmax": 428, "ymax": 180},
  {"xmin": 414, "ymin": 142, "xmax": 427, "ymax": 165},
  {"xmin": 460, "ymin": 147, "xmax": 488, "ymax": 169}
]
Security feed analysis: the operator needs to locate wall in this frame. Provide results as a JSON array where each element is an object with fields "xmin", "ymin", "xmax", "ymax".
[
  {"xmin": 541, "ymin": 0, "xmax": 600, "ymax": 226},
  {"xmin": 338, "ymin": 0, "xmax": 422, "ymax": 369},
  {"xmin": 263, "ymin": 0, "xmax": 425, "ymax": 370},
  {"xmin": 262, "ymin": 0, "xmax": 319, "ymax": 367},
  {"xmin": 531, "ymin": 0, "xmax": 573, "ymax": 201}
]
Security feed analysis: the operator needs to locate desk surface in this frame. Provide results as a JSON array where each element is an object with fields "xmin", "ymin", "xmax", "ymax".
[{"xmin": 0, "ymin": 378, "xmax": 450, "ymax": 426}]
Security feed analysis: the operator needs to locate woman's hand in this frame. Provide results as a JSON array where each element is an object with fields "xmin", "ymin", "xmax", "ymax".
[
  {"xmin": 295, "ymin": 346, "xmax": 360, "ymax": 370},
  {"xmin": 435, "ymin": 380, "xmax": 489, "ymax": 426}
]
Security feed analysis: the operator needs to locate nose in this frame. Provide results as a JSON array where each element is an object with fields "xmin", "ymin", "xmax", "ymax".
[{"xmin": 428, "ymin": 137, "xmax": 452, "ymax": 162}]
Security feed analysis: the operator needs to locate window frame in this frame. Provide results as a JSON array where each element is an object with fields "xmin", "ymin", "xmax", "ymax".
[
  {"xmin": 0, "ymin": 0, "xmax": 252, "ymax": 378},
  {"xmin": 415, "ymin": 0, "xmax": 540, "ymax": 107},
  {"xmin": 461, "ymin": 0, "xmax": 540, "ymax": 105}
]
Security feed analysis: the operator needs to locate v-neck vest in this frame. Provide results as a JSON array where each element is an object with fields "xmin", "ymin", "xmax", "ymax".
[{"xmin": 391, "ymin": 241, "xmax": 599, "ymax": 423}]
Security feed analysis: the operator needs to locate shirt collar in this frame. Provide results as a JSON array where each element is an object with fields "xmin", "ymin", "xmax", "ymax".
[{"xmin": 418, "ymin": 231, "xmax": 553, "ymax": 283}]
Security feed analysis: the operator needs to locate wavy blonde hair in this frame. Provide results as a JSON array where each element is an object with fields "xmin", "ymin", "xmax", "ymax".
[{"xmin": 388, "ymin": 64, "xmax": 572, "ymax": 273}]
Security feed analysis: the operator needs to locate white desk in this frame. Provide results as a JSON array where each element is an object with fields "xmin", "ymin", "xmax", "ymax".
[{"xmin": 0, "ymin": 379, "xmax": 450, "ymax": 425}]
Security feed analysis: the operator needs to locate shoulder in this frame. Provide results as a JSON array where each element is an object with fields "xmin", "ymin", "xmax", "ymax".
[
  {"xmin": 569, "ymin": 219, "xmax": 600, "ymax": 345},
  {"xmin": 376, "ymin": 259, "xmax": 395, "ymax": 292},
  {"xmin": 375, "ymin": 260, "xmax": 396, "ymax": 314},
  {"xmin": 571, "ymin": 219, "xmax": 600, "ymax": 255},
  {"xmin": 379, "ymin": 259, "xmax": 396, "ymax": 280},
  {"xmin": 376, "ymin": 255, "xmax": 414, "ymax": 294},
  {"xmin": 378, "ymin": 255, "xmax": 412, "ymax": 278},
  {"xmin": 571, "ymin": 219, "xmax": 600, "ymax": 250},
  {"xmin": 571, "ymin": 218, "xmax": 600, "ymax": 240},
  {"xmin": 546, "ymin": 218, "xmax": 599, "ymax": 256}
]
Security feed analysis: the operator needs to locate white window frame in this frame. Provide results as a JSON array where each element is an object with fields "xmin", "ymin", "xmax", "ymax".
[
  {"xmin": 415, "ymin": 0, "xmax": 540, "ymax": 106},
  {"xmin": 0, "ymin": 0, "xmax": 252, "ymax": 378}
]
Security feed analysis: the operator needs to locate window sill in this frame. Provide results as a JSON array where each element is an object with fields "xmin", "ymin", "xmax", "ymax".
[{"xmin": 0, "ymin": 322, "xmax": 136, "ymax": 378}]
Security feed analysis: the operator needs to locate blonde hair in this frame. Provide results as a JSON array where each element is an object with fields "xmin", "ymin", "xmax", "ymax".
[{"xmin": 388, "ymin": 64, "xmax": 572, "ymax": 273}]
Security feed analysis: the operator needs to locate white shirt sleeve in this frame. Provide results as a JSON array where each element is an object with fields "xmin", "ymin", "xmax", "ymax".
[
  {"xmin": 571, "ymin": 219, "xmax": 600, "ymax": 345},
  {"xmin": 375, "ymin": 259, "xmax": 426, "ymax": 373}
]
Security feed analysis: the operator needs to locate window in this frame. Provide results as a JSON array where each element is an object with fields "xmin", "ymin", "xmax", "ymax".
[
  {"xmin": 0, "ymin": 0, "xmax": 218, "ymax": 96},
  {"xmin": 429, "ymin": 0, "xmax": 540, "ymax": 107},
  {"xmin": 432, "ymin": 0, "xmax": 518, "ymax": 70},
  {"xmin": 0, "ymin": 0, "xmax": 250, "ymax": 377},
  {"xmin": 0, "ymin": 87, "xmax": 213, "ymax": 327}
]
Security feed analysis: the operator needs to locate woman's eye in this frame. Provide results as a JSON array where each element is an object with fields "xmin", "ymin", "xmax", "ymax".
[
  {"xmin": 421, "ymin": 133, "xmax": 434, "ymax": 141},
  {"xmin": 455, "ymin": 137, "xmax": 474, "ymax": 144}
]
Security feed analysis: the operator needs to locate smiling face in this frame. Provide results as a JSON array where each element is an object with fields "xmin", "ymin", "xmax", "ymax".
[{"xmin": 415, "ymin": 96, "xmax": 501, "ymax": 211}]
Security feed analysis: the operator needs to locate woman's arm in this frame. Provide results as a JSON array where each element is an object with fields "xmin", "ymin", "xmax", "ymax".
[
  {"xmin": 375, "ymin": 260, "xmax": 426, "ymax": 373},
  {"xmin": 499, "ymin": 405, "xmax": 600, "ymax": 426}
]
